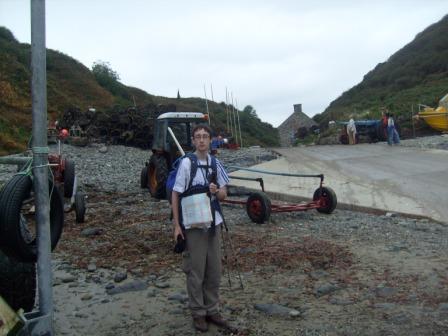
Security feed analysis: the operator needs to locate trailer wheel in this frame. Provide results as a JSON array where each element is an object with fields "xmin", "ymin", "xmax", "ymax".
[
  {"xmin": 63, "ymin": 159, "xmax": 75, "ymax": 197},
  {"xmin": 0, "ymin": 174, "xmax": 64, "ymax": 262},
  {"xmin": 246, "ymin": 192, "xmax": 271, "ymax": 224},
  {"xmin": 74, "ymin": 192, "xmax": 86, "ymax": 223},
  {"xmin": 140, "ymin": 166, "xmax": 148, "ymax": 189},
  {"xmin": 313, "ymin": 186, "xmax": 337, "ymax": 214},
  {"xmin": 148, "ymin": 154, "xmax": 168, "ymax": 199},
  {"xmin": 0, "ymin": 251, "xmax": 36, "ymax": 312}
]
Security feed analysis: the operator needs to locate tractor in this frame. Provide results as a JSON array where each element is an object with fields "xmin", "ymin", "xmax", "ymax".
[{"xmin": 140, "ymin": 112, "xmax": 209, "ymax": 199}]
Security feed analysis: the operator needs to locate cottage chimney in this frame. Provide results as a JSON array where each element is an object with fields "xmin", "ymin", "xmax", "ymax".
[{"xmin": 293, "ymin": 104, "xmax": 302, "ymax": 114}]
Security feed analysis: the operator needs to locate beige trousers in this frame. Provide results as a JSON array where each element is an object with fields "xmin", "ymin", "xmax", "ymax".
[
  {"xmin": 182, "ymin": 228, "xmax": 221, "ymax": 317},
  {"xmin": 348, "ymin": 130, "xmax": 356, "ymax": 145}
]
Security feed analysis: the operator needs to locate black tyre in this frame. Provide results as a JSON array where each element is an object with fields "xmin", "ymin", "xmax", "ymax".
[
  {"xmin": 74, "ymin": 192, "xmax": 86, "ymax": 223},
  {"xmin": 63, "ymin": 159, "xmax": 75, "ymax": 198},
  {"xmin": 313, "ymin": 186, "xmax": 337, "ymax": 214},
  {"xmin": 0, "ymin": 174, "xmax": 64, "ymax": 262},
  {"xmin": 140, "ymin": 166, "xmax": 148, "ymax": 189},
  {"xmin": 339, "ymin": 134, "xmax": 348, "ymax": 145},
  {"xmin": 0, "ymin": 250, "xmax": 36, "ymax": 312},
  {"xmin": 148, "ymin": 154, "xmax": 168, "ymax": 199},
  {"xmin": 246, "ymin": 192, "xmax": 271, "ymax": 224}
]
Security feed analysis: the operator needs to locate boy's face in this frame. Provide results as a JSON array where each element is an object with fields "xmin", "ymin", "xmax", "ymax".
[{"xmin": 192, "ymin": 128, "xmax": 211, "ymax": 151}]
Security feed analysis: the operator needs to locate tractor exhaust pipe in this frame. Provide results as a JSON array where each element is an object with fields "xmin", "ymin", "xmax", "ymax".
[{"xmin": 167, "ymin": 127, "xmax": 185, "ymax": 156}]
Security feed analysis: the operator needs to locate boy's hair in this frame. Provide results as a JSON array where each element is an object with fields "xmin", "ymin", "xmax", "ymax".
[{"xmin": 192, "ymin": 124, "xmax": 212, "ymax": 137}]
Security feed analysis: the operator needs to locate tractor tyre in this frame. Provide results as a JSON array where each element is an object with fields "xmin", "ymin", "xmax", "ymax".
[
  {"xmin": 148, "ymin": 154, "xmax": 168, "ymax": 199},
  {"xmin": 376, "ymin": 123, "xmax": 387, "ymax": 142},
  {"xmin": 0, "ymin": 250, "xmax": 36, "ymax": 312},
  {"xmin": 63, "ymin": 159, "xmax": 75, "ymax": 198},
  {"xmin": 313, "ymin": 186, "xmax": 337, "ymax": 214},
  {"xmin": 246, "ymin": 191, "xmax": 271, "ymax": 224},
  {"xmin": 0, "ymin": 174, "xmax": 64, "ymax": 262},
  {"xmin": 339, "ymin": 134, "xmax": 348, "ymax": 145},
  {"xmin": 74, "ymin": 192, "xmax": 86, "ymax": 223},
  {"xmin": 140, "ymin": 166, "xmax": 148, "ymax": 189}
]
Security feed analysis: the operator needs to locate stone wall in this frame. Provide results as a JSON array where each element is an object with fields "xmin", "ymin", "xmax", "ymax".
[{"xmin": 278, "ymin": 104, "xmax": 317, "ymax": 147}]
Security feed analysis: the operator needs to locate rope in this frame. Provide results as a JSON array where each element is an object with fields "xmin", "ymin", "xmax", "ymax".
[
  {"xmin": 15, "ymin": 158, "xmax": 33, "ymax": 177},
  {"xmin": 14, "ymin": 156, "xmax": 55, "ymax": 199}
]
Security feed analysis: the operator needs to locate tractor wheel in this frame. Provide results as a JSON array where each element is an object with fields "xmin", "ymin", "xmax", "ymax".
[
  {"xmin": 74, "ymin": 192, "xmax": 86, "ymax": 223},
  {"xmin": 140, "ymin": 166, "xmax": 148, "ymax": 189},
  {"xmin": 0, "ymin": 250, "xmax": 36, "ymax": 312},
  {"xmin": 63, "ymin": 159, "xmax": 75, "ymax": 198},
  {"xmin": 313, "ymin": 186, "xmax": 337, "ymax": 214},
  {"xmin": 246, "ymin": 192, "xmax": 271, "ymax": 224},
  {"xmin": 0, "ymin": 174, "xmax": 64, "ymax": 262},
  {"xmin": 148, "ymin": 154, "xmax": 168, "ymax": 199}
]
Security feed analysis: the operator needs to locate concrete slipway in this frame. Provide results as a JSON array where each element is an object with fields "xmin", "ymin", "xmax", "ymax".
[{"xmin": 229, "ymin": 143, "xmax": 448, "ymax": 224}]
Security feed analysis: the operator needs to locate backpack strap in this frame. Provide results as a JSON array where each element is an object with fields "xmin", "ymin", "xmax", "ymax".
[
  {"xmin": 210, "ymin": 155, "xmax": 218, "ymax": 186},
  {"xmin": 178, "ymin": 153, "xmax": 222, "ymax": 235},
  {"xmin": 184, "ymin": 153, "xmax": 198, "ymax": 191},
  {"xmin": 208, "ymin": 155, "xmax": 220, "ymax": 235}
]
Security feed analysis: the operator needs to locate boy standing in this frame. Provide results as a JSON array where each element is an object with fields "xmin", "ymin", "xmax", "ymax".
[{"xmin": 172, "ymin": 124, "xmax": 233, "ymax": 332}]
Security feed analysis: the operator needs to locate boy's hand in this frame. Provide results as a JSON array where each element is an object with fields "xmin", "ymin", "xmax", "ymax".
[
  {"xmin": 209, "ymin": 182, "xmax": 218, "ymax": 195},
  {"xmin": 174, "ymin": 224, "xmax": 184, "ymax": 241}
]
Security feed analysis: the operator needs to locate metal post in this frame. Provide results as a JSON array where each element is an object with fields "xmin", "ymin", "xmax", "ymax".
[
  {"xmin": 203, "ymin": 84, "xmax": 210, "ymax": 125},
  {"xmin": 235, "ymin": 98, "xmax": 243, "ymax": 148},
  {"xmin": 210, "ymin": 83, "xmax": 214, "ymax": 102},
  {"xmin": 411, "ymin": 104, "xmax": 416, "ymax": 138},
  {"xmin": 30, "ymin": 0, "xmax": 54, "ymax": 334},
  {"xmin": 225, "ymin": 87, "xmax": 230, "ymax": 135},
  {"xmin": 231, "ymin": 92, "xmax": 238, "ymax": 145}
]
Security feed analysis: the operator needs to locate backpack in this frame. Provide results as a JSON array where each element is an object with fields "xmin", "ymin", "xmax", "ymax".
[{"xmin": 166, "ymin": 153, "xmax": 221, "ymax": 231}]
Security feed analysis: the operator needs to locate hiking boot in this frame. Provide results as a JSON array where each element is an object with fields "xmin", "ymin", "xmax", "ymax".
[
  {"xmin": 206, "ymin": 314, "xmax": 237, "ymax": 332},
  {"xmin": 193, "ymin": 316, "xmax": 208, "ymax": 332}
]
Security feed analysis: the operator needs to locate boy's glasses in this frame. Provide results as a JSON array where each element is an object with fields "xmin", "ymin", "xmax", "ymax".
[{"xmin": 193, "ymin": 134, "xmax": 210, "ymax": 140}]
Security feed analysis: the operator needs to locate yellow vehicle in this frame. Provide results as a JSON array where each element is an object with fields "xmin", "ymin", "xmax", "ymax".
[{"xmin": 416, "ymin": 93, "xmax": 448, "ymax": 132}]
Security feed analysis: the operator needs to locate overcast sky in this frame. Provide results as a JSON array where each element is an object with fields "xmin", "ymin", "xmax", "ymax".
[{"xmin": 1, "ymin": 1, "xmax": 447, "ymax": 126}]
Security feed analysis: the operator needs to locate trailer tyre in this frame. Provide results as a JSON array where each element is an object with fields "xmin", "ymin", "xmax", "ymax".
[
  {"xmin": 313, "ymin": 186, "xmax": 337, "ymax": 214},
  {"xmin": 0, "ymin": 174, "xmax": 64, "ymax": 262},
  {"xmin": 140, "ymin": 166, "xmax": 148, "ymax": 189},
  {"xmin": 63, "ymin": 159, "xmax": 75, "ymax": 197},
  {"xmin": 246, "ymin": 192, "xmax": 271, "ymax": 224},
  {"xmin": 0, "ymin": 251, "xmax": 36, "ymax": 312},
  {"xmin": 74, "ymin": 192, "xmax": 86, "ymax": 223},
  {"xmin": 148, "ymin": 154, "xmax": 168, "ymax": 199}
]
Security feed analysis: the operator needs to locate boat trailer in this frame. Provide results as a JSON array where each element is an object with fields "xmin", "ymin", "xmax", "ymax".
[{"xmin": 223, "ymin": 166, "xmax": 337, "ymax": 223}]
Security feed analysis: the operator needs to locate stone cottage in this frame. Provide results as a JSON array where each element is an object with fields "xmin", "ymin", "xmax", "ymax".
[{"xmin": 277, "ymin": 104, "xmax": 317, "ymax": 147}]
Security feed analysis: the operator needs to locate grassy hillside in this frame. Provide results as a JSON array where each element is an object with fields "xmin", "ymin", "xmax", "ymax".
[
  {"xmin": 0, "ymin": 27, "xmax": 278, "ymax": 155},
  {"xmin": 314, "ymin": 14, "xmax": 448, "ymax": 134}
]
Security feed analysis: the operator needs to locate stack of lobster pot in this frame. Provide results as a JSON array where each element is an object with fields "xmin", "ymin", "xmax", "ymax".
[{"xmin": 59, "ymin": 103, "xmax": 177, "ymax": 148}]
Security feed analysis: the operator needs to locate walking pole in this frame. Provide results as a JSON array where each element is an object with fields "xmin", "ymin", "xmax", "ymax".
[
  {"xmin": 221, "ymin": 216, "xmax": 244, "ymax": 289},
  {"xmin": 209, "ymin": 173, "xmax": 244, "ymax": 289},
  {"xmin": 220, "ymin": 225, "xmax": 232, "ymax": 288}
]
